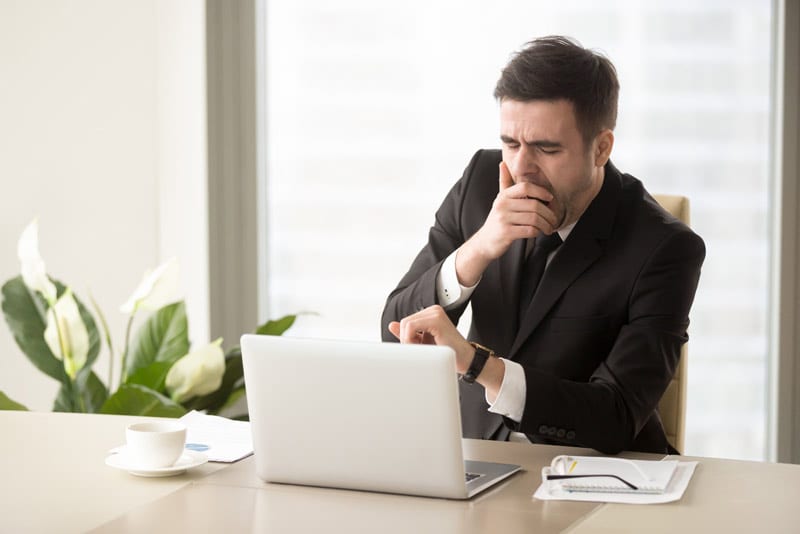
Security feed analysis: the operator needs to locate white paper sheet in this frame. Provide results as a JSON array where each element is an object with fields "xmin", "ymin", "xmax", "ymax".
[
  {"xmin": 533, "ymin": 461, "xmax": 698, "ymax": 504},
  {"xmin": 179, "ymin": 410, "xmax": 253, "ymax": 463}
]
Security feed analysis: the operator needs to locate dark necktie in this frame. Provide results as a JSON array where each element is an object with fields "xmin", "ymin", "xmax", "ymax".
[{"xmin": 518, "ymin": 232, "xmax": 563, "ymax": 319}]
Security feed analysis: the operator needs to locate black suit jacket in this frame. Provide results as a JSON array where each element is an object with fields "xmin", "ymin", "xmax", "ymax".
[{"xmin": 381, "ymin": 149, "xmax": 705, "ymax": 454}]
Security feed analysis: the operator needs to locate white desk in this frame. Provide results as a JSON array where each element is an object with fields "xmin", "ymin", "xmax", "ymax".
[
  {"xmin": 0, "ymin": 411, "xmax": 224, "ymax": 533},
  {"xmin": 2, "ymin": 411, "xmax": 799, "ymax": 533}
]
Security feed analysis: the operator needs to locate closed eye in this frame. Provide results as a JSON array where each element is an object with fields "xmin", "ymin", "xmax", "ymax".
[
  {"xmin": 531, "ymin": 141, "xmax": 562, "ymax": 154},
  {"xmin": 500, "ymin": 135, "xmax": 520, "ymax": 149},
  {"xmin": 500, "ymin": 136, "xmax": 563, "ymax": 153},
  {"xmin": 539, "ymin": 147, "xmax": 560, "ymax": 155}
]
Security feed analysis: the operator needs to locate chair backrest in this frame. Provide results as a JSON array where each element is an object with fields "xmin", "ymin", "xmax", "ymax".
[{"xmin": 652, "ymin": 194, "xmax": 690, "ymax": 453}]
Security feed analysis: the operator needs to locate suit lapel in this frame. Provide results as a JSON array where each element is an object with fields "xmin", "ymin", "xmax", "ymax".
[
  {"xmin": 507, "ymin": 162, "xmax": 623, "ymax": 359},
  {"xmin": 509, "ymin": 237, "xmax": 603, "ymax": 357}
]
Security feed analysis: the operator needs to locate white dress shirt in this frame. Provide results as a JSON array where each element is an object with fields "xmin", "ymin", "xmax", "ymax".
[{"xmin": 435, "ymin": 223, "xmax": 576, "ymax": 439}]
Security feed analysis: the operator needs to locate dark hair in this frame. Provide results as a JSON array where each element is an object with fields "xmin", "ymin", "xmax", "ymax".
[{"xmin": 494, "ymin": 36, "xmax": 619, "ymax": 143}]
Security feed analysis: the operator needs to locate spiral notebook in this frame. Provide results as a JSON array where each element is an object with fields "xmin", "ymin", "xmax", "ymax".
[{"xmin": 543, "ymin": 455, "xmax": 679, "ymax": 494}]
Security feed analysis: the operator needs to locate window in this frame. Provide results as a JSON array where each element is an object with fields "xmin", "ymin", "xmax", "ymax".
[{"xmin": 262, "ymin": 0, "xmax": 774, "ymax": 460}]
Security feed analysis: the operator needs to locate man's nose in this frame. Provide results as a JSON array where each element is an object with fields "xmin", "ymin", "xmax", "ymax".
[{"xmin": 509, "ymin": 145, "xmax": 540, "ymax": 180}]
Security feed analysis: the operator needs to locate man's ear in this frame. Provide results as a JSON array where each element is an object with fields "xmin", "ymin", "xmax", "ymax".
[{"xmin": 593, "ymin": 129, "xmax": 614, "ymax": 167}]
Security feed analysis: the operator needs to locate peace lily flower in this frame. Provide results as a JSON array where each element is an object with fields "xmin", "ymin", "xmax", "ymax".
[
  {"xmin": 43, "ymin": 289, "xmax": 90, "ymax": 379},
  {"xmin": 165, "ymin": 338, "xmax": 225, "ymax": 403},
  {"xmin": 120, "ymin": 257, "xmax": 179, "ymax": 314},
  {"xmin": 17, "ymin": 219, "xmax": 57, "ymax": 305}
]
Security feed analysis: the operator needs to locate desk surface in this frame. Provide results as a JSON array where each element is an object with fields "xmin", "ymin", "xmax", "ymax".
[
  {"xmin": 2, "ymin": 411, "xmax": 799, "ymax": 534},
  {"xmin": 0, "ymin": 411, "xmax": 226, "ymax": 533}
]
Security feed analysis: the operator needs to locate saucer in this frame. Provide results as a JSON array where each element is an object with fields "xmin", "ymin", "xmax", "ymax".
[{"xmin": 105, "ymin": 449, "xmax": 208, "ymax": 477}]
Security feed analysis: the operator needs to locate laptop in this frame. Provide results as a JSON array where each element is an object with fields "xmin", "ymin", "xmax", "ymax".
[{"xmin": 240, "ymin": 334, "xmax": 521, "ymax": 499}]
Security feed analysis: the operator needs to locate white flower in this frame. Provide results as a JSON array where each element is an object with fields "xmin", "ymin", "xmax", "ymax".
[
  {"xmin": 43, "ymin": 289, "xmax": 90, "ymax": 379},
  {"xmin": 17, "ymin": 219, "xmax": 57, "ymax": 305},
  {"xmin": 165, "ymin": 338, "xmax": 225, "ymax": 403},
  {"xmin": 120, "ymin": 257, "xmax": 179, "ymax": 314}
]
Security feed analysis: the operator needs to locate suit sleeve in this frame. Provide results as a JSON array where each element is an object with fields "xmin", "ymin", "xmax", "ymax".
[
  {"xmin": 515, "ymin": 227, "xmax": 706, "ymax": 454},
  {"xmin": 380, "ymin": 150, "xmax": 487, "ymax": 340}
]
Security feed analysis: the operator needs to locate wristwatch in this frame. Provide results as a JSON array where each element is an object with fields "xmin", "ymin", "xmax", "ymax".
[{"xmin": 461, "ymin": 342, "xmax": 495, "ymax": 384}]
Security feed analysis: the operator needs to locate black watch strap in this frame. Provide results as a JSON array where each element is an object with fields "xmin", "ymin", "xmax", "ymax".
[{"xmin": 462, "ymin": 342, "xmax": 494, "ymax": 384}]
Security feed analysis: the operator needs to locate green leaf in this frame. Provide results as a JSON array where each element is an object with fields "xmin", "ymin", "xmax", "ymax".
[
  {"xmin": 126, "ymin": 361, "xmax": 174, "ymax": 392},
  {"xmin": 53, "ymin": 371, "xmax": 108, "ymax": 413},
  {"xmin": 53, "ymin": 382, "xmax": 75, "ymax": 412},
  {"xmin": 182, "ymin": 347, "xmax": 243, "ymax": 414},
  {"xmin": 53, "ymin": 379, "xmax": 84, "ymax": 413},
  {"xmin": 125, "ymin": 301, "xmax": 189, "ymax": 381},
  {"xmin": 255, "ymin": 314, "xmax": 297, "ymax": 336},
  {"xmin": 53, "ymin": 373, "xmax": 108, "ymax": 413},
  {"xmin": 77, "ymin": 371, "xmax": 108, "ymax": 413},
  {"xmin": 0, "ymin": 390, "xmax": 28, "ymax": 411},
  {"xmin": 1, "ymin": 276, "xmax": 67, "ymax": 382},
  {"xmin": 100, "ymin": 384, "xmax": 186, "ymax": 417},
  {"xmin": 218, "ymin": 386, "xmax": 246, "ymax": 415}
]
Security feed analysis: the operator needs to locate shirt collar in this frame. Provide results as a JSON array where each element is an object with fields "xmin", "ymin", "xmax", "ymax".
[{"xmin": 557, "ymin": 220, "xmax": 578, "ymax": 242}]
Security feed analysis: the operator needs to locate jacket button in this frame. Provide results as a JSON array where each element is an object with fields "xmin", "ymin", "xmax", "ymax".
[
  {"xmin": 556, "ymin": 429, "xmax": 566, "ymax": 438},
  {"xmin": 547, "ymin": 427, "xmax": 557, "ymax": 436},
  {"xmin": 566, "ymin": 430, "xmax": 576, "ymax": 440},
  {"xmin": 538, "ymin": 425, "xmax": 548, "ymax": 434}
]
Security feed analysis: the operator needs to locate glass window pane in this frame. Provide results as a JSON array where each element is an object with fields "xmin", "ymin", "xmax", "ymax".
[{"xmin": 263, "ymin": 0, "xmax": 773, "ymax": 460}]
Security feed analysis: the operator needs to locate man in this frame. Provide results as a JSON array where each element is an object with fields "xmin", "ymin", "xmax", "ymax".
[{"xmin": 381, "ymin": 36, "xmax": 705, "ymax": 455}]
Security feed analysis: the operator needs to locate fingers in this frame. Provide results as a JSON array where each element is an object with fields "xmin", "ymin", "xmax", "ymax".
[
  {"xmin": 396, "ymin": 307, "xmax": 436, "ymax": 345},
  {"xmin": 498, "ymin": 161, "xmax": 514, "ymax": 191},
  {"xmin": 503, "ymin": 181, "xmax": 554, "ymax": 204},
  {"xmin": 394, "ymin": 305, "xmax": 454, "ymax": 346},
  {"xmin": 507, "ymin": 213, "xmax": 556, "ymax": 235},
  {"xmin": 497, "ymin": 162, "xmax": 553, "ymax": 205},
  {"xmin": 475, "ymin": 180, "xmax": 558, "ymax": 260},
  {"xmin": 389, "ymin": 320, "xmax": 426, "ymax": 344},
  {"xmin": 392, "ymin": 305, "xmax": 473, "ymax": 373},
  {"xmin": 388, "ymin": 321, "xmax": 401, "ymax": 339},
  {"xmin": 493, "ymin": 196, "xmax": 558, "ymax": 233}
]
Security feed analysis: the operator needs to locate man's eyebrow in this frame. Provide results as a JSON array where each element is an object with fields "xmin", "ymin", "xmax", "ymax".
[
  {"xmin": 529, "ymin": 139, "xmax": 563, "ymax": 148},
  {"xmin": 500, "ymin": 135, "xmax": 563, "ymax": 148}
]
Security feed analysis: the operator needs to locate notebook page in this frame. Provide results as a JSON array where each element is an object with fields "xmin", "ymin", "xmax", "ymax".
[
  {"xmin": 534, "ymin": 461, "xmax": 697, "ymax": 504},
  {"xmin": 557, "ymin": 456, "xmax": 678, "ymax": 494}
]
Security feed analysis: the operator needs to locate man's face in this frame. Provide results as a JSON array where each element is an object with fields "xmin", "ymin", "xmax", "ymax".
[{"xmin": 500, "ymin": 99, "xmax": 606, "ymax": 230}]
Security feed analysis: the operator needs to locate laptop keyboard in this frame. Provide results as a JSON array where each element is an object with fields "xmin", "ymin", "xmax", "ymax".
[{"xmin": 465, "ymin": 472, "xmax": 482, "ymax": 483}]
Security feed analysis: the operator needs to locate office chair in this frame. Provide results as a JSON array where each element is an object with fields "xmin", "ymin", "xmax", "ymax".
[{"xmin": 652, "ymin": 194, "xmax": 690, "ymax": 453}]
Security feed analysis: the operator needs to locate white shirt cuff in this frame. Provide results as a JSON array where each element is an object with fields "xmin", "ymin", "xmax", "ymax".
[
  {"xmin": 436, "ymin": 249, "xmax": 479, "ymax": 309},
  {"xmin": 487, "ymin": 358, "xmax": 526, "ymax": 423}
]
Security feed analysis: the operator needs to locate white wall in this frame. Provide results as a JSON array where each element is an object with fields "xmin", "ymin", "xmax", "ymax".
[
  {"xmin": 155, "ymin": 1, "xmax": 209, "ymax": 358},
  {"xmin": 0, "ymin": 0, "xmax": 207, "ymax": 410}
]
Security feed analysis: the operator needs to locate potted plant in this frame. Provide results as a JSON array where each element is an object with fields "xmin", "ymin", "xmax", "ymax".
[{"xmin": 1, "ymin": 219, "xmax": 297, "ymax": 419}]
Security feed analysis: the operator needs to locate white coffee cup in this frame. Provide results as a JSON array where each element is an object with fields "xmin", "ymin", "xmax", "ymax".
[{"xmin": 125, "ymin": 421, "xmax": 187, "ymax": 469}]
